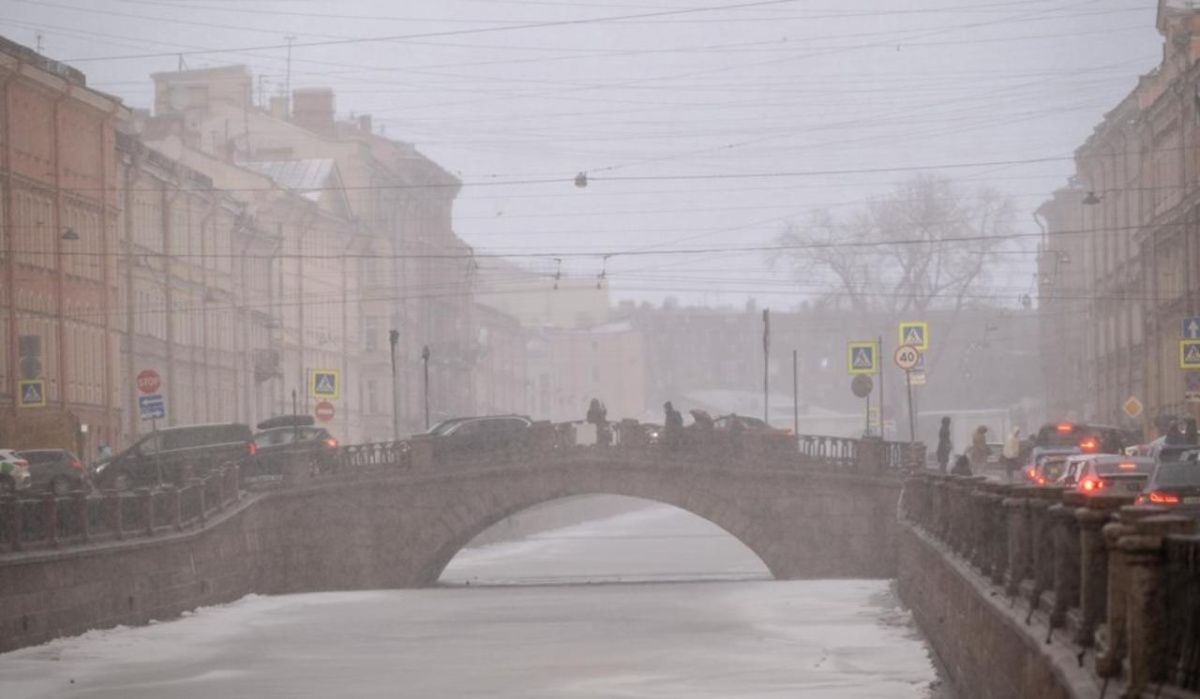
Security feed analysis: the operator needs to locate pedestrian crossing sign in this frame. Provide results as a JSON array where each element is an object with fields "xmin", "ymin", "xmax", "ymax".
[
  {"xmin": 310, "ymin": 369, "xmax": 340, "ymax": 399},
  {"xmin": 17, "ymin": 379, "xmax": 46, "ymax": 408},
  {"xmin": 898, "ymin": 321, "xmax": 929, "ymax": 351},
  {"xmin": 847, "ymin": 341, "xmax": 878, "ymax": 375},
  {"xmin": 1182, "ymin": 340, "xmax": 1200, "ymax": 370}
]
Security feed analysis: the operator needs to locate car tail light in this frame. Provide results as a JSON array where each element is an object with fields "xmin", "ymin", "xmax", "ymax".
[
  {"xmin": 1025, "ymin": 466, "xmax": 1037, "ymax": 481},
  {"xmin": 15, "ymin": 459, "xmax": 28, "ymax": 469},
  {"xmin": 70, "ymin": 458, "xmax": 83, "ymax": 471},
  {"xmin": 1147, "ymin": 491, "xmax": 1180, "ymax": 505},
  {"xmin": 323, "ymin": 438, "xmax": 338, "ymax": 449},
  {"xmin": 1080, "ymin": 478, "xmax": 1101, "ymax": 493},
  {"xmin": 1079, "ymin": 437, "xmax": 1098, "ymax": 453},
  {"xmin": 1057, "ymin": 423, "xmax": 1073, "ymax": 433},
  {"xmin": 246, "ymin": 442, "xmax": 258, "ymax": 456},
  {"xmin": 1036, "ymin": 476, "xmax": 1046, "ymax": 486},
  {"xmin": 1118, "ymin": 462, "xmax": 1137, "ymax": 470}
]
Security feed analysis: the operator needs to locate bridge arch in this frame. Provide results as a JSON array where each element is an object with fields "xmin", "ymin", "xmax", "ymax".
[{"xmin": 430, "ymin": 491, "xmax": 777, "ymax": 585}]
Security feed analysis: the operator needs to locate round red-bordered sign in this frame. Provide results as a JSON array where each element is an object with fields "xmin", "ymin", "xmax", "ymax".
[
  {"xmin": 136, "ymin": 369, "xmax": 161, "ymax": 395},
  {"xmin": 315, "ymin": 401, "xmax": 335, "ymax": 422}
]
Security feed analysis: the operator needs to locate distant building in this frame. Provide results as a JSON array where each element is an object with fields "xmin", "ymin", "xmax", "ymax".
[{"xmin": 1040, "ymin": 1, "xmax": 1200, "ymax": 429}]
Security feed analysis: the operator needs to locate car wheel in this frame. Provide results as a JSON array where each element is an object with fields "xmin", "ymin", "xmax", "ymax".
[
  {"xmin": 0, "ymin": 475, "xmax": 13, "ymax": 495},
  {"xmin": 112, "ymin": 472, "xmax": 131, "ymax": 492},
  {"xmin": 50, "ymin": 477, "xmax": 72, "ymax": 497}
]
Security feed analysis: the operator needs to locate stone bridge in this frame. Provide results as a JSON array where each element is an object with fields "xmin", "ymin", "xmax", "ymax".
[{"xmin": 0, "ymin": 427, "xmax": 911, "ymax": 652}]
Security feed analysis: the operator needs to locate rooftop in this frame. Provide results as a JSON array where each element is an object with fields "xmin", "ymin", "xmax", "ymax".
[{"xmin": 238, "ymin": 159, "xmax": 336, "ymax": 202}]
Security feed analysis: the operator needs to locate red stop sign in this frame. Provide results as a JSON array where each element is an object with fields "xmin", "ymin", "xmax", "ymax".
[
  {"xmin": 136, "ymin": 369, "xmax": 161, "ymax": 395},
  {"xmin": 315, "ymin": 401, "xmax": 335, "ymax": 422}
]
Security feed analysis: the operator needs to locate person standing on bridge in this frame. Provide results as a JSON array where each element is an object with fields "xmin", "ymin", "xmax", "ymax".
[
  {"xmin": 936, "ymin": 417, "xmax": 952, "ymax": 473},
  {"xmin": 1002, "ymin": 428, "xmax": 1021, "ymax": 483},
  {"xmin": 663, "ymin": 401, "xmax": 684, "ymax": 450},
  {"xmin": 969, "ymin": 425, "xmax": 989, "ymax": 472},
  {"xmin": 587, "ymin": 398, "xmax": 611, "ymax": 446}
]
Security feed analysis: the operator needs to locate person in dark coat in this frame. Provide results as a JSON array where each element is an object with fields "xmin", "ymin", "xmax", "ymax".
[
  {"xmin": 936, "ymin": 417, "xmax": 952, "ymax": 473},
  {"xmin": 586, "ymin": 398, "xmax": 610, "ymax": 445},
  {"xmin": 950, "ymin": 454, "xmax": 973, "ymax": 477},
  {"xmin": 663, "ymin": 401, "xmax": 684, "ymax": 449}
]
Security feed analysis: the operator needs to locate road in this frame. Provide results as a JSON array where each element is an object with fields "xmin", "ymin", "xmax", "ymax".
[{"xmin": 0, "ymin": 497, "xmax": 948, "ymax": 698}]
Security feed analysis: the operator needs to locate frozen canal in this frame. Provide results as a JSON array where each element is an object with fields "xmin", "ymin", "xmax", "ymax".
[{"xmin": 0, "ymin": 499, "xmax": 945, "ymax": 698}]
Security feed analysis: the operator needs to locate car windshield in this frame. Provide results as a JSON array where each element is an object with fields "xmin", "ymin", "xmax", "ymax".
[
  {"xmin": 254, "ymin": 428, "xmax": 324, "ymax": 447},
  {"xmin": 160, "ymin": 425, "xmax": 249, "ymax": 450},
  {"xmin": 19, "ymin": 451, "xmax": 64, "ymax": 465},
  {"xmin": 1154, "ymin": 464, "xmax": 1200, "ymax": 488}
]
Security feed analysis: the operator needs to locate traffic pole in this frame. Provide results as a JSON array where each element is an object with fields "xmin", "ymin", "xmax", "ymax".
[
  {"xmin": 877, "ymin": 335, "xmax": 884, "ymax": 439},
  {"xmin": 906, "ymin": 369, "xmax": 916, "ymax": 444},
  {"xmin": 792, "ymin": 349, "xmax": 799, "ymax": 449},
  {"xmin": 762, "ymin": 309, "xmax": 770, "ymax": 425}
]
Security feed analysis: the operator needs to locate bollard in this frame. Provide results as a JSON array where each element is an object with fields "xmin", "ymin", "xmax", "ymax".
[
  {"xmin": 1095, "ymin": 505, "xmax": 1167, "ymax": 678},
  {"xmin": 1121, "ymin": 514, "xmax": 1196, "ymax": 696},
  {"xmin": 212, "ymin": 470, "xmax": 225, "ymax": 511},
  {"xmin": 1074, "ymin": 494, "xmax": 1134, "ymax": 649},
  {"xmin": 1028, "ymin": 487, "xmax": 1064, "ymax": 612},
  {"xmin": 74, "ymin": 490, "xmax": 89, "ymax": 545},
  {"xmin": 1049, "ymin": 491, "xmax": 1086, "ymax": 629},
  {"xmin": 192, "ymin": 478, "xmax": 207, "ymax": 526},
  {"xmin": 1004, "ymin": 488, "xmax": 1035, "ymax": 597},
  {"xmin": 989, "ymin": 484, "xmax": 1015, "ymax": 586},
  {"xmin": 41, "ymin": 493, "xmax": 59, "ymax": 549}
]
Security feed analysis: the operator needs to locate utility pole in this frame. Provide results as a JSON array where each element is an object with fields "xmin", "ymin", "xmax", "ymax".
[
  {"xmin": 877, "ymin": 335, "xmax": 885, "ymax": 439},
  {"xmin": 762, "ymin": 308, "xmax": 770, "ymax": 425},
  {"xmin": 422, "ymin": 345, "xmax": 431, "ymax": 430},
  {"xmin": 792, "ymin": 349, "xmax": 799, "ymax": 449},
  {"xmin": 284, "ymin": 35, "xmax": 296, "ymax": 105},
  {"xmin": 389, "ymin": 329, "xmax": 400, "ymax": 441}
]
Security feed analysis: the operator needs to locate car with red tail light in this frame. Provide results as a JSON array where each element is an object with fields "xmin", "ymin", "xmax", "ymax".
[
  {"xmin": 1060, "ymin": 455, "xmax": 1155, "ymax": 496},
  {"xmin": 1135, "ymin": 450, "xmax": 1200, "ymax": 515},
  {"xmin": 18, "ymin": 449, "xmax": 89, "ymax": 495},
  {"xmin": 246, "ymin": 415, "xmax": 340, "ymax": 482}
]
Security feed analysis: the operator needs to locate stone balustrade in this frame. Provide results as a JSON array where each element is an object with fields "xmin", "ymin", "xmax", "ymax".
[{"xmin": 901, "ymin": 473, "xmax": 1200, "ymax": 697}]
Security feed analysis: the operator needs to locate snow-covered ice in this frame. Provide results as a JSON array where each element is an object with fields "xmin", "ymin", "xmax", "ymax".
[{"xmin": 0, "ymin": 501, "xmax": 945, "ymax": 698}]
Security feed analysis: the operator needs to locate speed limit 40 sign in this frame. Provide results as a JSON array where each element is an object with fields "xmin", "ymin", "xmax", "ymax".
[{"xmin": 894, "ymin": 345, "xmax": 921, "ymax": 371}]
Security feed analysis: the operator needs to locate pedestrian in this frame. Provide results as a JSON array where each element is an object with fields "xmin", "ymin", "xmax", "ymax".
[
  {"xmin": 1002, "ymin": 427, "xmax": 1021, "ymax": 483},
  {"xmin": 1187, "ymin": 418, "xmax": 1198, "ymax": 445},
  {"xmin": 950, "ymin": 454, "xmax": 973, "ymax": 477},
  {"xmin": 969, "ymin": 425, "xmax": 989, "ymax": 471},
  {"xmin": 586, "ymin": 398, "xmax": 610, "ymax": 445},
  {"xmin": 935, "ymin": 417, "xmax": 952, "ymax": 473},
  {"xmin": 663, "ymin": 401, "xmax": 683, "ymax": 450},
  {"xmin": 1166, "ymin": 420, "xmax": 1187, "ymax": 445}
]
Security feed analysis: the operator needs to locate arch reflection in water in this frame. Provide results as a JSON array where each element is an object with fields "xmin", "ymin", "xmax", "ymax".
[{"xmin": 440, "ymin": 495, "xmax": 772, "ymax": 586}]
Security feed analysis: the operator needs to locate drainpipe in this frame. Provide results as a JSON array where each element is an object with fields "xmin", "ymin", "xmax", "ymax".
[{"xmin": 1, "ymin": 71, "xmax": 17, "ymax": 426}]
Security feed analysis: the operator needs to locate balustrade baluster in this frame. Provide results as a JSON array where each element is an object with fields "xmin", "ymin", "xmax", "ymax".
[
  {"xmin": 1049, "ymin": 491, "xmax": 1085, "ymax": 630},
  {"xmin": 1096, "ymin": 504, "xmax": 1163, "ymax": 678}
]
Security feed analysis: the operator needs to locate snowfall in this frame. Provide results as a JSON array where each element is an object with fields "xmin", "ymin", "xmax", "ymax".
[{"xmin": 0, "ymin": 500, "xmax": 946, "ymax": 698}]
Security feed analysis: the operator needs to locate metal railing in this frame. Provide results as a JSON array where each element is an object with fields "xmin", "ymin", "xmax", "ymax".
[
  {"xmin": 0, "ymin": 462, "xmax": 241, "ymax": 553},
  {"xmin": 902, "ymin": 474, "xmax": 1200, "ymax": 698}
]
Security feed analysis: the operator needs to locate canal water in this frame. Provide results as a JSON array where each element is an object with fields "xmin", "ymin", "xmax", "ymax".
[{"xmin": 0, "ymin": 498, "xmax": 948, "ymax": 698}]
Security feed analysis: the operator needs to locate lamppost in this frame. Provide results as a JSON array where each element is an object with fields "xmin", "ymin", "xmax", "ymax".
[
  {"xmin": 421, "ymin": 345, "xmax": 431, "ymax": 430},
  {"xmin": 388, "ymin": 329, "xmax": 399, "ymax": 441}
]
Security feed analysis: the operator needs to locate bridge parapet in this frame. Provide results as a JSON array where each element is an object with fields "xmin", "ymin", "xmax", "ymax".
[{"xmin": 901, "ymin": 474, "xmax": 1200, "ymax": 698}]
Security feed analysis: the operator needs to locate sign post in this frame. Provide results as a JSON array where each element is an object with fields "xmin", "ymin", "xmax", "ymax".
[
  {"xmin": 851, "ymin": 374, "xmax": 874, "ymax": 437},
  {"xmin": 894, "ymin": 345, "xmax": 921, "ymax": 444}
]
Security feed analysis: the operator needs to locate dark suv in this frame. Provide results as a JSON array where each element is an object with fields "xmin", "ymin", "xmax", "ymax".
[
  {"xmin": 93, "ymin": 423, "xmax": 254, "ymax": 490},
  {"xmin": 246, "ymin": 415, "xmax": 339, "ymax": 482},
  {"xmin": 18, "ymin": 449, "xmax": 89, "ymax": 495},
  {"xmin": 430, "ymin": 415, "xmax": 532, "ymax": 461}
]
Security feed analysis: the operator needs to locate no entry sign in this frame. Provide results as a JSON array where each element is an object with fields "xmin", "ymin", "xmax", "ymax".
[
  {"xmin": 136, "ymin": 369, "xmax": 161, "ymax": 395},
  {"xmin": 315, "ymin": 401, "xmax": 335, "ymax": 423}
]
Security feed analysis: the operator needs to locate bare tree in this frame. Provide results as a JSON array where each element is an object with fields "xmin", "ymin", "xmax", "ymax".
[{"xmin": 773, "ymin": 174, "xmax": 1016, "ymax": 313}]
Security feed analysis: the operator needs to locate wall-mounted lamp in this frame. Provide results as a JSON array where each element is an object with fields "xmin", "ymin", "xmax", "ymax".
[
  {"xmin": 61, "ymin": 227, "xmax": 80, "ymax": 241},
  {"xmin": 1082, "ymin": 191, "xmax": 1102, "ymax": 206}
]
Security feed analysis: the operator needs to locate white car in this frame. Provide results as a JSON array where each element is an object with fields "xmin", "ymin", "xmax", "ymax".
[{"xmin": 0, "ymin": 449, "xmax": 32, "ymax": 493}]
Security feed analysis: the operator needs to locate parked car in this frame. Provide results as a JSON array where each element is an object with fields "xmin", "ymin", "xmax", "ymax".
[
  {"xmin": 0, "ymin": 449, "xmax": 32, "ymax": 493},
  {"xmin": 93, "ymin": 422, "xmax": 254, "ymax": 490},
  {"xmin": 1135, "ymin": 449, "xmax": 1200, "ymax": 514},
  {"xmin": 1025, "ymin": 449, "xmax": 1076, "ymax": 486},
  {"xmin": 18, "ymin": 449, "xmax": 88, "ymax": 495},
  {"xmin": 1033, "ymin": 422, "xmax": 1125, "ymax": 455},
  {"xmin": 246, "ymin": 415, "xmax": 339, "ymax": 482},
  {"xmin": 1057, "ymin": 455, "xmax": 1156, "ymax": 496},
  {"xmin": 431, "ymin": 415, "xmax": 532, "ymax": 460}
]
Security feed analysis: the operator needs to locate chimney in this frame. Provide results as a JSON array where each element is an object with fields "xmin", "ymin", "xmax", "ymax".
[
  {"xmin": 358, "ymin": 114, "xmax": 373, "ymax": 134},
  {"xmin": 269, "ymin": 96, "xmax": 289, "ymax": 120},
  {"xmin": 292, "ymin": 87, "xmax": 335, "ymax": 137}
]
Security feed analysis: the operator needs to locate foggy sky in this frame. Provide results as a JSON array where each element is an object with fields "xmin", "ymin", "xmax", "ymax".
[{"xmin": 1, "ymin": 0, "xmax": 1162, "ymax": 307}]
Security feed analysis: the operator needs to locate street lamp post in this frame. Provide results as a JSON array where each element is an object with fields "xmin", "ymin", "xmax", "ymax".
[
  {"xmin": 388, "ymin": 329, "xmax": 399, "ymax": 441},
  {"xmin": 421, "ymin": 345, "xmax": 431, "ymax": 430}
]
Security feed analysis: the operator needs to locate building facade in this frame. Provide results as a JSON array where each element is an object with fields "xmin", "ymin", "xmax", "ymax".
[{"xmin": 0, "ymin": 38, "xmax": 129, "ymax": 456}]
